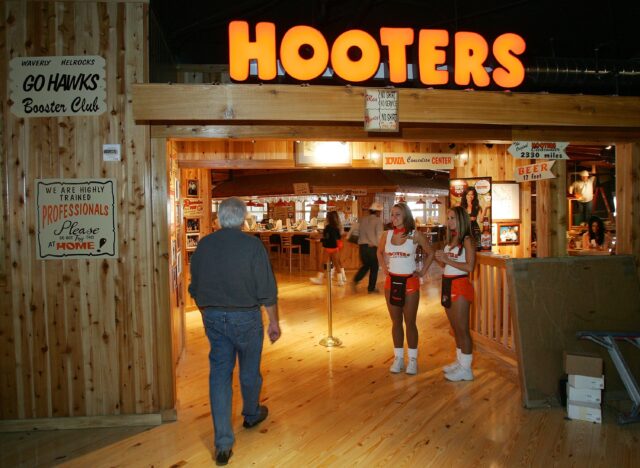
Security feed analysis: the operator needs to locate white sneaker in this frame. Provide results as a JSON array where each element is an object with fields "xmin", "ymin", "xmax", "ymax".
[
  {"xmin": 406, "ymin": 358, "xmax": 418, "ymax": 375},
  {"xmin": 442, "ymin": 361, "xmax": 460, "ymax": 373},
  {"xmin": 444, "ymin": 366, "xmax": 474, "ymax": 381},
  {"xmin": 309, "ymin": 274, "xmax": 324, "ymax": 285},
  {"xmin": 389, "ymin": 357, "xmax": 404, "ymax": 373}
]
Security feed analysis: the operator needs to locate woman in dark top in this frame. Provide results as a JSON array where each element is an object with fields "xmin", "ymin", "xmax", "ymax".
[
  {"xmin": 581, "ymin": 215, "xmax": 612, "ymax": 251},
  {"xmin": 310, "ymin": 210, "xmax": 346, "ymax": 285},
  {"xmin": 460, "ymin": 187, "xmax": 483, "ymax": 247}
]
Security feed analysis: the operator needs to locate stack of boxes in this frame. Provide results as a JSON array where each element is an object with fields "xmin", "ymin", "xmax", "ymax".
[{"xmin": 564, "ymin": 352, "xmax": 604, "ymax": 423}]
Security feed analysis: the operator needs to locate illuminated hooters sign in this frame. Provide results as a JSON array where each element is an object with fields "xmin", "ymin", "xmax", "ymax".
[{"xmin": 229, "ymin": 21, "xmax": 526, "ymax": 88}]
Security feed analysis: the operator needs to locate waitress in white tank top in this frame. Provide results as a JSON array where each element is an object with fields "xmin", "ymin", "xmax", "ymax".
[
  {"xmin": 435, "ymin": 206, "xmax": 477, "ymax": 382},
  {"xmin": 377, "ymin": 203, "xmax": 434, "ymax": 376}
]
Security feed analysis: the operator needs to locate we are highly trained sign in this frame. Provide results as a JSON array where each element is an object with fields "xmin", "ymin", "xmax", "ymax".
[{"xmin": 36, "ymin": 179, "xmax": 118, "ymax": 259}]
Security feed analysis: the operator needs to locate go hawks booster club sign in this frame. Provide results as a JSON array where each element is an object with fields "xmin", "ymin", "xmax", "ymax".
[{"xmin": 10, "ymin": 55, "xmax": 106, "ymax": 117}]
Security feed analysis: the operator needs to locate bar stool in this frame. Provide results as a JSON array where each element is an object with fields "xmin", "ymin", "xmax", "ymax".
[
  {"xmin": 259, "ymin": 232, "xmax": 281, "ymax": 263},
  {"xmin": 280, "ymin": 235, "xmax": 302, "ymax": 272}
]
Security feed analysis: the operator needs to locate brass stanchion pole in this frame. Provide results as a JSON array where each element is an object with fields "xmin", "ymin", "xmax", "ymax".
[{"xmin": 320, "ymin": 259, "xmax": 342, "ymax": 347}]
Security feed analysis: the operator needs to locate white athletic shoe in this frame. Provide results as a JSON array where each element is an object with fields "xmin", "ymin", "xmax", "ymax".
[
  {"xmin": 442, "ymin": 361, "xmax": 460, "ymax": 373},
  {"xmin": 309, "ymin": 273, "xmax": 324, "ymax": 285},
  {"xmin": 389, "ymin": 357, "xmax": 405, "ymax": 374},
  {"xmin": 406, "ymin": 358, "xmax": 418, "ymax": 375},
  {"xmin": 444, "ymin": 366, "xmax": 474, "ymax": 381}
]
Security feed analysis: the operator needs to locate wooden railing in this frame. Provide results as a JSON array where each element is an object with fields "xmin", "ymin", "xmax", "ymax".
[{"xmin": 470, "ymin": 253, "xmax": 515, "ymax": 353}]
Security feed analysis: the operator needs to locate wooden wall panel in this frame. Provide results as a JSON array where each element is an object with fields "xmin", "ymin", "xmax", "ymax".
[
  {"xmin": 616, "ymin": 143, "xmax": 640, "ymax": 274},
  {"xmin": 1, "ymin": 1, "xmax": 171, "ymax": 423}
]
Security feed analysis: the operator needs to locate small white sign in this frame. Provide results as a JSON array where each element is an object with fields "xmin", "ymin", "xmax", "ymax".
[
  {"xmin": 365, "ymin": 89, "xmax": 398, "ymax": 132},
  {"xmin": 508, "ymin": 141, "xmax": 568, "ymax": 160},
  {"xmin": 10, "ymin": 55, "xmax": 106, "ymax": 117},
  {"xmin": 383, "ymin": 153, "xmax": 454, "ymax": 170},
  {"xmin": 103, "ymin": 144, "xmax": 121, "ymax": 162},
  {"xmin": 514, "ymin": 160, "xmax": 556, "ymax": 182},
  {"xmin": 293, "ymin": 182, "xmax": 310, "ymax": 195},
  {"xmin": 36, "ymin": 178, "xmax": 118, "ymax": 259},
  {"xmin": 342, "ymin": 188, "xmax": 368, "ymax": 196}
]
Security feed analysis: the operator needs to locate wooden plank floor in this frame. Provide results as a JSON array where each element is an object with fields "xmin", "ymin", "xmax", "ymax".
[{"xmin": 2, "ymin": 266, "xmax": 639, "ymax": 467}]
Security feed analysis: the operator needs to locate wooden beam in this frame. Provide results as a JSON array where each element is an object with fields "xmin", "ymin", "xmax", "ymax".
[
  {"xmin": 134, "ymin": 84, "xmax": 640, "ymax": 128},
  {"xmin": 536, "ymin": 161, "xmax": 568, "ymax": 257},
  {"xmin": 151, "ymin": 124, "xmax": 640, "ymax": 144}
]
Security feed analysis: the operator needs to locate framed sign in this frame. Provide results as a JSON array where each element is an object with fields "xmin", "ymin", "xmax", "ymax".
[
  {"xmin": 186, "ymin": 218, "xmax": 200, "ymax": 233},
  {"xmin": 498, "ymin": 223, "xmax": 520, "ymax": 245},
  {"xmin": 186, "ymin": 233, "xmax": 199, "ymax": 250},
  {"xmin": 187, "ymin": 179, "xmax": 199, "ymax": 197},
  {"xmin": 492, "ymin": 182, "xmax": 520, "ymax": 221},
  {"xmin": 36, "ymin": 178, "xmax": 118, "ymax": 259}
]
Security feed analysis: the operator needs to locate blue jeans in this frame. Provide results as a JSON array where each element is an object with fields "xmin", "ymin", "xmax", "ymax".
[{"xmin": 201, "ymin": 309, "xmax": 264, "ymax": 451}]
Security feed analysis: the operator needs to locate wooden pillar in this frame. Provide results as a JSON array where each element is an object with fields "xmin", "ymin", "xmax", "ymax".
[
  {"xmin": 151, "ymin": 138, "xmax": 177, "ymax": 419},
  {"xmin": 536, "ymin": 160, "xmax": 567, "ymax": 257},
  {"xmin": 615, "ymin": 142, "xmax": 640, "ymax": 273}
]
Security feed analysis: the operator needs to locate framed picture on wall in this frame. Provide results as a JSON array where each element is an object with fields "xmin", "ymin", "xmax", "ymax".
[
  {"xmin": 187, "ymin": 179, "xmax": 199, "ymax": 197},
  {"xmin": 186, "ymin": 218, "xmax": 200, "ymax": 233},
  {"xmin": 498, "ymin": 223, "xmax": 520, "ymax": 245},
  {"xmin": 186, "ymin": 233, "xmax": 199, "ymax": 250},
  {"xmin": 187, "ymin": 250, "xmax": 195, "ymax": 264}
]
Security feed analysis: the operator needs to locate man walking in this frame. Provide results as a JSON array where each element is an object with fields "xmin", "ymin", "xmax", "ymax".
[
  {"xmin": 189, "ymin": 197, "xmax": 281, "ymax": 466},
  {"xmin": 352, "ymin": 201, "xmax": 384, "ymax": 293}
]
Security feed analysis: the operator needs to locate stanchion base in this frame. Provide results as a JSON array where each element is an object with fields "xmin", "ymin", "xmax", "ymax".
[{"xmin": 319, "ymin": 336, "xmax": 342, "ymax": 347}]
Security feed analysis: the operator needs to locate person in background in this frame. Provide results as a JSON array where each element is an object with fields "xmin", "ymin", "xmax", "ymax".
[
  {"xmin": 460, "ymin": 186, "xmax": 483, "ymax": 246},
  {"xmin": 310, "ymin": 210, "xmax": 347, "ymax": 285},
  {"xmin": 352, "ymin": 201, "xmax": 384, "ymax": 293},
  {"xmin": 189, "ymin": 197, "xmax": 281, "ymax": 466},
  {"xmin": 378, "ymin": 203, "xmax": 434, "ymax": 375},
  {"xmin": 582, "ymin": 215, "xmax": 612, "ymax": 251},
  {"xmin": 435, "ymin": 206, "xmax": 476, "ymax": 382},
  {"xmin": 569, "ymin": 170, "xmax": 596, "ymax": 225}
]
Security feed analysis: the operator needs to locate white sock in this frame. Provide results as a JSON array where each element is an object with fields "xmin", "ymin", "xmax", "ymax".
[
  {"xmin": 459, "ymin": 352, "xmax": 473, "ymax": 369},
  {"xmin": 394, "ymin": 348, "xmax": 404, "ymax": 359},
  {"xmin": 456, "ymin": 348, "xmax": 462, "ymax": 362},
  {"xmin": 408, "ymin": 348, "xmax": 418, "ymax": 360}
]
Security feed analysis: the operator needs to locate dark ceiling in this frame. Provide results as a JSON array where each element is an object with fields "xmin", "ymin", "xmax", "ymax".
[{"xmin": 151, "ymin": 0, "xmax": 640, "ymax": 95}]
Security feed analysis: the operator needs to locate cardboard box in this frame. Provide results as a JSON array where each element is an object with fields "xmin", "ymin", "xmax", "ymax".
[
  {"xmin": 566, "ymin": 383, "xmax": 602, "ymax": 404},
  {"xmin": 568, "ymin": 374, "xmax": 605, "ymax": 389},
  {"xmin": 564, "ymin": 352, "xmax": 603, "ymax": 378},
  {"xmin": 567, "ymin": 400, "xmax": 602, "ymax": 424}
]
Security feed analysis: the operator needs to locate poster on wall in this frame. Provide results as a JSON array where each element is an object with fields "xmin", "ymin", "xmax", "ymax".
[
  {"xmin": 449, "ymin": 177, "xmax": 492, "ymax": 251},
  {"xmin": 36, "ymin": 178, "xmax": 118, "ymax": 259},
  {"xmin": 9, "ymin": 56, "xmax": 106, "ymax": 117},
  {"xmin": 183, "ymin": 198, "xmax": 204, "ymax": 217}
]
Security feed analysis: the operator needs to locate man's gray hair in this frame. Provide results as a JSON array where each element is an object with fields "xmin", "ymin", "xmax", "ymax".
[{"xmin": 218, "ymin": 197, "xmax": 247, "ymax": 229}]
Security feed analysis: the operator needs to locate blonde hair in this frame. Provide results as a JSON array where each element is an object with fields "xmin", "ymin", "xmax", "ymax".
[{"xmin": 447, "ymin": 206, "xmax": 473, "ymax": 245}]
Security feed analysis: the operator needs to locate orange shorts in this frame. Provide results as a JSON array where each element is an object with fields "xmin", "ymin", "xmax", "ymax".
[
  {"xmin": 324, "ymin": 240, "xmax": 343, "ymax": 254},
  {"xmin": 450, "ymin": 276, "xmax": 474, "ymax": 303},
  {"xmin": 384, "ymin": 274, "xmax": 420, "ymax": 294}
]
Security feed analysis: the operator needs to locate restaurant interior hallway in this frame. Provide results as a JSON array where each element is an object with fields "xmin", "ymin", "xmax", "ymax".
[{"xmin": 2, "ymin": 266, "xmax": 639, "ymax": 467}]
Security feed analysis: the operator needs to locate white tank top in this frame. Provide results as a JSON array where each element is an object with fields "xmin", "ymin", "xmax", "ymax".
[
  {"xmin": 385, "ymin": 230, "xmax": 417, "ymax": 275},
  {"xmin": 443, "ymin": 243, "xmax": 468, "ymax": 276}
]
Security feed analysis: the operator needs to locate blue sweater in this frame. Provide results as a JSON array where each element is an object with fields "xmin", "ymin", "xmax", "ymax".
[{"xmin": 188, "ymin": 228, "xmax": 278, "ymax": 310}]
